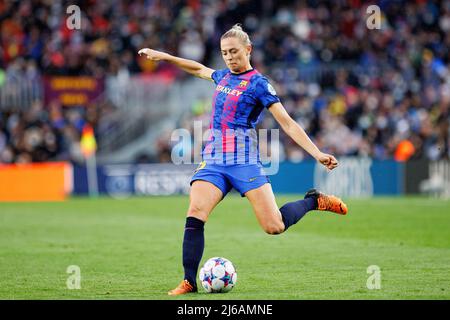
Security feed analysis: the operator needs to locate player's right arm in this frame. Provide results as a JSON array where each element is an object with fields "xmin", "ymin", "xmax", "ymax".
[{"xmin": 138, "ymin": 48, "xmax": 215, "ymax": 82}]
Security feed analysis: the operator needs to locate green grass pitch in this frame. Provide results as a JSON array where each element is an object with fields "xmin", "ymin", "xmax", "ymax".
[{"xmin": 0, "ymin": 195, "xmax": 449, "ymax": 299}]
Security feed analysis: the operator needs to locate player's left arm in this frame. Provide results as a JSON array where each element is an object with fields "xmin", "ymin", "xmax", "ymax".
[{"xmin": 268, "ymin": 102, "xmax": 338, "ymax": 170}]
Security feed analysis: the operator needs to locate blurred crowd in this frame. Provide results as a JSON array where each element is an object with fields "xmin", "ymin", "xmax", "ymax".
[
  {"xmin": 157, "ymin": 0, "xmax": 450, "ymax": 162},
  {"xmin": 0, "ymin": 0, "xmax": 449, "ymax": 163},
  {"xmin": 0, "ymin": 99, "xmax": 117, "ymax": 163}
]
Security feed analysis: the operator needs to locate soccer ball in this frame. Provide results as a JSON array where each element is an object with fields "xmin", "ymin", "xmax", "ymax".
[{"xmin": 199, "ymin": 257, "xmax": 237, "ymax": 293}]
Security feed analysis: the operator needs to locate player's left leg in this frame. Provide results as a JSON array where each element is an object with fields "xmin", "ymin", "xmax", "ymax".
[
  {"xmin": 229, "ymin": 165, "xmax": 315, "ymax": 233},
  {"xmin": 244, "ymin": 183, "xmax": 285, "ymax": 234},
  {"xmin": 230, "ymin": 163, "xmax": 347, "ymax": 233},
  {"xmin": 245, "ymin": 183, "xmax": 318, "ymax": 234},
  {"xmin": 245, "ymin": 183, "xmax": 347, "ymax": 233}
]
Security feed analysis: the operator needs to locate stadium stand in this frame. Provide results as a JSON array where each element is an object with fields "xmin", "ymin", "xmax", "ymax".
[{"xmin": 0, "ymin": 0, "xmax": 448, "ymax": 164}]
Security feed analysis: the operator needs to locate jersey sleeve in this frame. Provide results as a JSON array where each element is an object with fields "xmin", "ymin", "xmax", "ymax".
[
  {"xmin": 211, "ymin": 69, "xmax": 229, "ymax": 84},
  {"xmin": 255, "ymin": 77, "xmax": 280, "ymax": 109}
]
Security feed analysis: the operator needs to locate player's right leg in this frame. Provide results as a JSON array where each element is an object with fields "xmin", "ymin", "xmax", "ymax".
[{"xmin": 168, "ymin": 179, "xmax": 225, "ymax": 296}]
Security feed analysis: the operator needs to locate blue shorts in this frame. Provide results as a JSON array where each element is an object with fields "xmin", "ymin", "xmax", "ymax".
[{"xmin": 190, "ymin": 162, "xmax": 270, "ymax": 197}]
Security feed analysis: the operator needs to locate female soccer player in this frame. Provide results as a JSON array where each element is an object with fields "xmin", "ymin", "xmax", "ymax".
[{"xmin": 138, "ymin": 24, "xmax": 348, "ymax": 296}]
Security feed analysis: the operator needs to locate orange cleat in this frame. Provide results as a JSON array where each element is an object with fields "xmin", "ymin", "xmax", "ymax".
[
  {"xmin": 168, "ymin": 280, "xmax": 197, "ymax": 296},
  {"xmin": 305, "ymin": 189, "xmax": 348, "ymax": 215}
]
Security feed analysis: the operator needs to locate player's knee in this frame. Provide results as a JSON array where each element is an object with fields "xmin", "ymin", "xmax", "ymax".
[
  {"xmin": 262, "ymin": 221, "xmax": 285, "ymax": 235},
  {"xmin": 187, "ymin": 204, "xmax": 208, "ymax": 221}
]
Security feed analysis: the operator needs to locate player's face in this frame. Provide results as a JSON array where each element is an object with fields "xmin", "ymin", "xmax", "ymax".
[{"xmin": 220, "ymin": 37, "xmax": 252, "ymax": 73}]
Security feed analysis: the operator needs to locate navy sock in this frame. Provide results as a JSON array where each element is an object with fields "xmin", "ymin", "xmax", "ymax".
[
  {"xmin": 182, "ymin": 217, "xmax": 205, "ymax": 287},
  {"xmin": 280, "ymin": 197, "xmax": 316, "ymax": 231}
]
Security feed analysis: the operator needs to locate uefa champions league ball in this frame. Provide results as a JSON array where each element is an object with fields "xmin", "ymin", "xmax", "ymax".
[{"xmin": 199, "ymin": 257, "xmax": 237, "ymax": 293}]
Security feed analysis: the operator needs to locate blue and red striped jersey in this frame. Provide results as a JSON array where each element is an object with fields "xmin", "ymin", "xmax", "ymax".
[{"xmin": 202, "ymin": 68, "xmax": 280, "ymax": 164}]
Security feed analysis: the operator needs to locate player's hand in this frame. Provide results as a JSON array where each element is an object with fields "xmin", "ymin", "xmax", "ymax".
[
  {"xmin": 138, "ymin": 48, "xmax": 168, "ymax": 61},
  {"xmin": 317, "ymin": 153, "xmax": 338, "ymax": 171}
]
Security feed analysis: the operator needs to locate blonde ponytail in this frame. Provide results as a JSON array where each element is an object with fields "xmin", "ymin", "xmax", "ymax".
[{"xmin": 221, "ymin": 23, "xmax": 252, "ymax": 46}]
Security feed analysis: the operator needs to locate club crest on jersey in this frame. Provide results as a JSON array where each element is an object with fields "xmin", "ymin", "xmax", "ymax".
[{"xmin": 239, "ymin": 80, "xmax": 248, "ymax": 87}]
